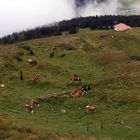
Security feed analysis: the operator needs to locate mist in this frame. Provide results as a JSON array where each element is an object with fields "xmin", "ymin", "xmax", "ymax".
[
  {"xmin": 77, "ymin": 0, "xmax": 121, "ymax": 16},
  {"xmin": 77, "ymin": 0, "xmax": 140, "ymax": 16},
  {"xmin": 130, "ymin": 1, "xmax": 140, "ymax": 15},
  {"xmin": 0, "ymin": 0, "xmax": 140, "ymax": 37},
  {"xmin": 0, "ymin": 0, "xmax": 76, "ymax": 36}
]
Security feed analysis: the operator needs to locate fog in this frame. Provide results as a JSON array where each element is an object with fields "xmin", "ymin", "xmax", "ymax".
[
  {"xmin": 77, "ymin": 0, "xmax": 140, "ymax": 16},
  {"xmin": 0, "ymin": 0, "xmax": 76, "ymax": 36},
  {"xmin": 77, "ymin": 0, "xmax": 121, "ymax": 16},
  {"xmin": 0, "ymin": 0, "xmax": 139, "ymax": 36}
]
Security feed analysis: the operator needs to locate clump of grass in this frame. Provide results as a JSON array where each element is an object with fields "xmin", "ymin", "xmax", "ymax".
[
  {"xmin": 1, "ymin": 62, "xmax": 18, "ymax": 71},
  {"xmin": 66, "ymin": 81, "xmax": 82, "ymax": 89},
  {"xmin": 130, "ymin": 55, "xmax": 140, "ymax": 61},
  {"xmin": 14, "ymin": 51, "xmax": 24, "ymax": 58},
  {"xmin": 96, "ymin": 50, "xmax": 130, "ymax": 65},
  {"xmin": 0, "ymin": 118, "xmax": 10, "ymax": 139},
  {"xmin": 19, "ymin": 45, "xmax": 32, "ymax": 51},
  {"xmin": 39, "ymin": 133, "xmax": 58, "ymax": 140},
  {"xmin": 58, "ymin": 44, "xmax": 75, "ymax": 51}
]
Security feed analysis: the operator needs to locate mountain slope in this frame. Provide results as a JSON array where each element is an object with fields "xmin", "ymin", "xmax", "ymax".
[{"xmin": 0, "ymin": 28, "xmax": 140, "ymax": 139}]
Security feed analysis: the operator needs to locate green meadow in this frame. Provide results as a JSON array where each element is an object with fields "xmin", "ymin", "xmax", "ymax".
[{"xmin": 0, "ymin": 28, "xmax": 140, "ymax": 140}]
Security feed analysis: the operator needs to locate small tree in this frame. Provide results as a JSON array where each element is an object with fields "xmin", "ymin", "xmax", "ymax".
[{"xmin": 8, "ymin": 35, "xmax": 15, "ymax": 44}]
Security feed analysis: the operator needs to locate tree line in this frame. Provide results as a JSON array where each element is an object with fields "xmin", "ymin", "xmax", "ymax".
[{"xmin": 0, "ymin": 15, "xmax": 140, "ymax": 44}]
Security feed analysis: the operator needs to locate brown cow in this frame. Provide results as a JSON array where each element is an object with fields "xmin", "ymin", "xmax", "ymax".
[
  {"xmin": 32, "ymin": 74, "xmax": 40, "ymax": 84},
  {"xmin": 71, "ymin": 74, "xmax": 81, "ymax": 81},
  {"xmin": 24, "ymin": 104, "xmax": 34, "ymax": 114},
  {"xmin": 71, "ymin": 90, "xmax": 81, "ymax": 97},
  {"xmin": 28, "ymin": 59, "xmax": 38, "ymax": 66},
  {"xmin": 85, "ymin": 105, "xmax": 96, "ymax": 113}
]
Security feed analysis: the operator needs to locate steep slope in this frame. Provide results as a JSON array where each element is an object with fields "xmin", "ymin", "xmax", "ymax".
[{"xmin": 0, "ymin": 28, "xmax": 140, "ymax": 139}]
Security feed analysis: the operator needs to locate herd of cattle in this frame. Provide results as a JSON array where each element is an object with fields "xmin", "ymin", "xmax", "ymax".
[
  {"xmin": 24, "ymin": 74, "xmax": 96, "ymax": 114},
  {"xmin": 0, "ymin": 48, "xmax": 96, "ymax": 114}
]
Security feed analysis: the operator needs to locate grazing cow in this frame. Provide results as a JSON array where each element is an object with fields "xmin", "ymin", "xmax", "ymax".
[
  {"xmin": 85, "ymin": 105, "xmax": 96, "ymax": 113},
  {"xmin": 71, "ymin": 90, "xmax": 81, "ymax": 97},
  {"xmin": 28, "ymin": 59, "xmax": 38, "ymax": 66},
  {"xmin": 71, "ymin": 74, "xmax": 81, "ymax": 81},
  {"xmin": 31, "ymin": 99, "xmax": 39, "ymax": 107},
  {"xmin": 24, "ymin": 104, "xmax": 34, "ymax": 114},
  {"xmin": 32, "ymin": 75, "xmax": 40, "ymax": 84},
  {"xmin": 80, "ymin": 85, "xmax": 91, "ymax": 94}
]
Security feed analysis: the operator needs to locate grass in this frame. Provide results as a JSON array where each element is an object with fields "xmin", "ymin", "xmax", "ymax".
[{"xmin": 0, "ymin": 28, "xmax": 140, "ymax": 140}]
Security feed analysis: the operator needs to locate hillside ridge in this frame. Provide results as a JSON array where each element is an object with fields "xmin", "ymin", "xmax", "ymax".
[{"xmin": 0, "ymin": 28, "xmax": 140, "ymax": 139}]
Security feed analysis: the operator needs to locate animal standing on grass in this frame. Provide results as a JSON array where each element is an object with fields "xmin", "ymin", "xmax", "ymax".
[
  {"xmin": 71, "ymin": 74, "xmax": 81, "ymax": 81},
  {"xmin": 28, "ymin": 59, "xmax": 38, "ymax": 66}
]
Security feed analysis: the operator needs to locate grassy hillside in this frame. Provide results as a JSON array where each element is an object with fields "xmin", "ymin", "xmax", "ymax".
[{"xmin": 0, "ymin": 28, "xmax": 140, "ymax": 140}]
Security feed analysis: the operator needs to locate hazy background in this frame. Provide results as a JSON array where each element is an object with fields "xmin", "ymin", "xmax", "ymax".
[{"xmin": 0, "ymin": 0, "xmax": 140, "ymax": 37}]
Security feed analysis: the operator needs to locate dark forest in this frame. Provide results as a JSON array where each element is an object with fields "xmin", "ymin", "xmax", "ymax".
[{"xmin": 0, "ymin": 15, "xmax": 140, "ymax": 44}]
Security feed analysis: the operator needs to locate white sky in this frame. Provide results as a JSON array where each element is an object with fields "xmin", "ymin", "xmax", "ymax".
[
  {"xmin": 0, "ymin": 0, "xmax": 76, "ymax": 36},
  {"xmin": 0, "ymin": 0, "xmax": 139, "ymax": 37}
]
